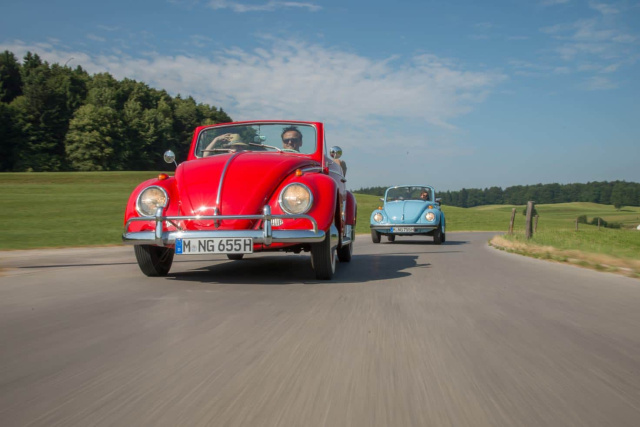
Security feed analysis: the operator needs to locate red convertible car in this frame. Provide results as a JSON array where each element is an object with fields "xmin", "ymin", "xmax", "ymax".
[{"xmin": 123, "ymin": 120, "xmax": 356, "ymax": 280}]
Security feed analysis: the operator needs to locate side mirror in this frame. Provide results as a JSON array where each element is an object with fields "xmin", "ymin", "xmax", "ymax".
[
  {"xmin": 163, "ymin": 150, "xmax": 177, "ymax": 168},
  {"xmin": 329, "ymin": 146, "xmax": 343, "ymax": 159},
  {"xmin": 379, "ymin": 197, "xmax": 384, "ymax": 202},
  {"xmin": 435, "ymin": 198, "xmax": 442, "ymax": 205}
]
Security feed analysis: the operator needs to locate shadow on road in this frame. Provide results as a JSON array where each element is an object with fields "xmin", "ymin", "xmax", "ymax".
[
  {"xmin": 168, "ymin": 253, "xmax": 424, "ymax": 285},
  {"xmin": 380, "ymin": 239, "xmax": 469, "ymax": 246}
]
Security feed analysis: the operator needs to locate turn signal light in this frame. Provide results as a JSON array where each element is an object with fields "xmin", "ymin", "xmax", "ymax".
[
  {"xmin": 158, "ymin": 173, "xmax": 169, "ymax": 180},
  {"xmin": 295, "ymin": 169, "xmax": 303, "ymax": 177}
]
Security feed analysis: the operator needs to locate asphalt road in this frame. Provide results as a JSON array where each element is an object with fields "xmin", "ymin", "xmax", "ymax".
[{"xmin": 1, "ymin": 232, "xmax": 639, "ymax": 427}]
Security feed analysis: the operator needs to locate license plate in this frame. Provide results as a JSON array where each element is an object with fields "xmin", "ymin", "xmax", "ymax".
[
  {"xmin": 392, "ymin": 227, "xmax": 415, "ymax": 232},
  {"xmin": 175, "ymin": 238, "xmax": 253, "ymax": 255}
]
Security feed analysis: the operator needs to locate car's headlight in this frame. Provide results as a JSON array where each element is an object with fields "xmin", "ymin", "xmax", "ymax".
[
  {"xmin": 279, "ymin": 183, "xmax": 313, "ymax": 214},
  {"xmin": 373, "ymin": 212, "xmax": 383, "ymax": 223},
  {"xmin": 425, "ymin": 212, "xmax": 435, "ymax": 222},
  {"xmin": 136, "ymin": 186, "xmax": 169, "ymax": 217}
]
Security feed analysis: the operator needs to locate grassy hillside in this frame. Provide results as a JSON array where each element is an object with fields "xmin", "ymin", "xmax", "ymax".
[{"xmin": 1, "ymin": 173, "xmax": 639, "ymax": 262}]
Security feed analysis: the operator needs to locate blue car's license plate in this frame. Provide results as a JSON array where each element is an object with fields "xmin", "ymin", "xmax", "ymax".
[{"xmin": 391, "ymin": 227, "xmax": 415, "ymax": 232}]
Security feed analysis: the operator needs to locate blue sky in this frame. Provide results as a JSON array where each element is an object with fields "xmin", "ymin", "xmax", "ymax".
[{"xmin": 1, "ymin": 0, "xmax": 639, "ymax": 191}]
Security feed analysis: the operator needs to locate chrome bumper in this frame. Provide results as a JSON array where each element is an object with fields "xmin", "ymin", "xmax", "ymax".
[
  {"xmin": 370, "ymin": 224, "xmax": 437, "ymax": 232},
  {"xmin": 123, "ymin": 206, "xmax": 325, "ymax": 247}
]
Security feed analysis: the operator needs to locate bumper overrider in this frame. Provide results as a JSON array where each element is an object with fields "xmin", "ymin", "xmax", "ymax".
[{"xmin": 123, "ymin": 205, "xmax": 326, "ymax": 247}]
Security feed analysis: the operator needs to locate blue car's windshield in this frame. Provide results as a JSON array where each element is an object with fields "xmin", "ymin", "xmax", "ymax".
[{"xmin": 386, "ymin": 186, "xmax": 430, "ymax": 202}]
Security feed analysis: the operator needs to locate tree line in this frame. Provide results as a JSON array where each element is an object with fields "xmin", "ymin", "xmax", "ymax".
[
  {"xmin": 0, "ymin": 50, "xmax": 231, "ymax": 172},
  {"xmin": 355, "ymin": 181, "xmax": 640, "ymax": 209}
]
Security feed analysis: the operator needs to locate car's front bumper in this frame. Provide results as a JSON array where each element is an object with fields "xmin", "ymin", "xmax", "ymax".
[
  {"xmin": 370, "ymin": 224, "xmax": 437, "ymax": 234},
  {"xmin": 123, "ymin": 206, "xmax": 326, "ymax": 247}
]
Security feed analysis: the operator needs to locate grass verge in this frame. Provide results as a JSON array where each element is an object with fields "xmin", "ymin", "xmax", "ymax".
[{"xmin": 490, "ymin": 232, "xmax": 640, "ymax": 279}]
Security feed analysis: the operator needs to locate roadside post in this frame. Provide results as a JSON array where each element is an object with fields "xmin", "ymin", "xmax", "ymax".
[
  {"xmin": 525, "ymin": 201, "xmax": 534, "ymax": 239},
  {"xmin": 509, "ymin": 208, "xmax": 516, "ymax": 235}
]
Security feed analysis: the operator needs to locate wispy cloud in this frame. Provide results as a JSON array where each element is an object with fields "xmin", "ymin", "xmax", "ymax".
[
  {"xmin": 581, "ymin": 75, "xmax": 618, "ymax": 90},
  {"xmin": 540, "ymin": 0, "xmax": 570, "ymax": 6},
  {"xmin": 86, "ymin": 34, "xmax": 106, "ymax": 42},
  {"xmin": 207, "ymin": 0, "xmax": 321, "ymax": 12},
  {"xmin": 589, "ymin": 2, "xmax": 619, "ymax": 15},
  {"xmin": 0, "ymin": 38, "xmax": 504, "ymax": 137}
]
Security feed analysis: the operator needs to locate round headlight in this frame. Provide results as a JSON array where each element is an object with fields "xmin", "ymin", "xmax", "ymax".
[
  {"xmin": 425, "ymin": 212, "xmax": 435, "ymax": 222},
  {"xmin": 136, "ymin": 186, "xmax": 169, "ymax": 217},
  {"xmin": 279, "ymin": 183, "xmax": 312, "ymax": 214},
  {"xmin": 373, "ymin": 212, "xmax": 383, "ymax": 223}
]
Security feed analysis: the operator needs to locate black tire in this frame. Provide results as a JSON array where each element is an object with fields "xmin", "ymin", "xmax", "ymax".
[
  {"xmin": 134, "ymin": 245, "xmax": 174, "ymax": 276},
  {"xmin": 227, "ymin": 254, "xmax": 244, "ymax": 260},
  {"xmin": 312, "ymin": 230, "xmax": 336, "ymax": 280},
  {"xmin": 387, "ymin": 235, "xmax": 395, "ymax": 242},
  {"xmin": 337, "ymin": 227, "xmax": 354, "ymax": 262},
  {"xmin": 371, "ymin": 229, "xmax": 381, "ymax": 243},
  {"xmin": 433, "ymin": 226, "xmax": 443, "ymax": 245}
]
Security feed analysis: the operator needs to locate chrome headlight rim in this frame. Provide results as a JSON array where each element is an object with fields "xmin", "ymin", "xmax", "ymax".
[
  {"xmin": 136, "ymin": 186, "xmax": 169, "ymax": 217},
  {"xmin": 279, "ymin": 183, "xmax": 313, "ymax": 215},
  {"xmin": 425, "ymin": 211, "xmax": 436, "ymax": 222},
  {"xmin": 373, "ymin": 212, "xmax": 383, "ymax": 223}
]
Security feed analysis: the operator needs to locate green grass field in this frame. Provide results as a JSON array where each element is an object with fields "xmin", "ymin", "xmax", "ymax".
[{"xmin": 2, "ymin": 173, "xmax": 639, "ymax": 267}]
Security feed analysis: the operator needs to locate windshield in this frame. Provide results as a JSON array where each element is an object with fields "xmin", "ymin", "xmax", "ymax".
[
  {"xmin": 386, "ymin": 186, "xmax": 431, "ymax": 202},
  {"xmin": 196, "ymin": 123, "xmax": 317, "ymax": 157}
]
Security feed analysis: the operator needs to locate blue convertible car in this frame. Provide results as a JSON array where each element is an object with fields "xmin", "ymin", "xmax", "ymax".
[{"xmin": 370, "ymin": 185, "xmax": 446, "ymax": 244}]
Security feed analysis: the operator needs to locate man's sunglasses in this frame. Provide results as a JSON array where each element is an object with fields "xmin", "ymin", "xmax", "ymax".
[{"xmin": 283, "ymin": 138, "xmax": 301, "ymax": 144}]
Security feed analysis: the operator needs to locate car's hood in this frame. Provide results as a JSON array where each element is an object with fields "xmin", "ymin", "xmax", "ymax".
[
  {"xmin": 175, "ymin": 152, "xmax": 314, "ymax": 218},
  {"xmin": 384, "ymin": 201, "xmax": 426, "ymax": 223}
]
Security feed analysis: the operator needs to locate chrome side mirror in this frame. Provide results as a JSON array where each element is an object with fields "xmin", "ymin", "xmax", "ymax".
[
  {"xmin": 329, "ymin": 146, "xmax": 343, "ymax": 159},
  {"xmin": 380, "ymin": 197, "xmax": 385, "ymax": 202},
  {"xmin": 435, "ymin": 198, "xmax": 442, "ymax": 205},
  {"xmin": 163, "ymin": 150, "xmax": 177, "ymax": 167}
]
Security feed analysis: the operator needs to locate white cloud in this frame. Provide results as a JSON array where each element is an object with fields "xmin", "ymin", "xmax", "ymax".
[
  {"xmin": 581, "ymin": 76, "xmax": 618, "ymax": 90},
  {"xmin": 86, "ymin": 34, "xmax": 106, "ymax": 42},
  {"xmin": 207, "ymin": 0, "xmax": 321, "ymax": 12},
  {"xmin": 8, "ymin": 38, "xmax": 500, "ymax": 131},
  {"xmin": 589, "ymin": 2, "xmax": 619, "ymax": 15},
  {"xmin": 540, "ymin": 0, "xmax": 570, "ymax": 6}
]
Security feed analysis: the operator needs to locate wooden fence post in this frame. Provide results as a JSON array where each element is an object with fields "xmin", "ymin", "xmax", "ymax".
[
  {"xmin": 525, "ymin": 201, "xmax": 534, "ymax": 239},
  {"xmin": 598, "ymin": 218, "xmax": 601, "ymax": 230},
  {"xmin": 534, "ymin": 215, "xmax": 539, "ymax": 233},
  {"xmin": 575, "ymin": 218, "xmax": 579, "ymax": 231},
  {"xmin": 509, "ymin": 208, "xmax": 516, "ymax": 235}
]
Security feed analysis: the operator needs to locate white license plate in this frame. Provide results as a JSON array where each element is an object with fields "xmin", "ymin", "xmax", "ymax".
[
  {"xmin": 392, "ymin": 227, "xmax": 415, "ymax": 232},
  {"xmin": 175, "ymin": 238, "xmax": 253, "ymax": 255}
]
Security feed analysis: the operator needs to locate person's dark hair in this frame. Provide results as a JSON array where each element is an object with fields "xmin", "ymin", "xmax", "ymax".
[{"xmin": 281, "ymin": 126, "xmax": 302, "ymax": 140}]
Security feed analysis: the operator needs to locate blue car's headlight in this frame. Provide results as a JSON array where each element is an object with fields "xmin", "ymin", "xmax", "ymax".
[
  {"xmin": 425, "ymin": 212, "xmax": 435, "ymax": 222},
  {"xmin": 373, "ymin": 212, "xmax": 383, "ymax": 223}
]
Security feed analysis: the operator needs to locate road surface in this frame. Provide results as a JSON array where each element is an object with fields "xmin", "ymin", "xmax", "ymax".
[{"xmin": 1, "ymin": 232, "xmax": 639, "ymax": 426}]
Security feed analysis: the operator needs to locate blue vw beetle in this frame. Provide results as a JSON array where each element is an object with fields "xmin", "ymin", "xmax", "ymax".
[{"xmin": 370, "ymin": 185, "xmax": 446, "ymax": 244}]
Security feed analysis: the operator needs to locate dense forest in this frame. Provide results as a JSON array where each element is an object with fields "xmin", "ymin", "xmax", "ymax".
[
  {"xmin": 0, "ymin": 50, "xmax": 231, "ymax": 172},
  {"xmin": 356, "ymin": 181, "xmax": 640, "ymax": 208}
]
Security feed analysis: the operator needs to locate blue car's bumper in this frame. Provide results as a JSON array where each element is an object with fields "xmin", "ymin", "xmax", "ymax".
[{"xmin": 370, "ymin": 224, "xmax": 438, "ymax": 234}]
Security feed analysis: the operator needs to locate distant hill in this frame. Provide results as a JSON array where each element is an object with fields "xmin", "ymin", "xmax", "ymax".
[{"xmin": 354, "ymin": 181, "xmax": 640, "ymax": 208}]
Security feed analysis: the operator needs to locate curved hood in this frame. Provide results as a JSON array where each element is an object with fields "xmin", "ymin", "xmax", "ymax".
[
  {"xmin": 175, "ymin": 152, "xmax": 315, "ymax": 221},
  {"xmin": 384, "ymin": 201, "xmax": 426, "ymax": 223}
]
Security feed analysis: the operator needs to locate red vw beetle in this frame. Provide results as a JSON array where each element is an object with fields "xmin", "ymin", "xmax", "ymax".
[{"xmin": 123, "ymin": 120, "xmax": 356, "ymax": 280}]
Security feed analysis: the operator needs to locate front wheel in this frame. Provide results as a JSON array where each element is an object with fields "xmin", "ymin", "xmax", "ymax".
[
  {"xmin": 371, "ymin": 229, "xmax": 381, "ymax": 243},
  {"xmin": 433, "ymin": 225, "xmax": 443, "ymax": 245},
  {"xmin": 311, "ymin": 230, "xmax": 336, "ymax": 280},
  {"xmin": 134, "ymin": 245, "xmax": 174, "ymax": 276}
]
